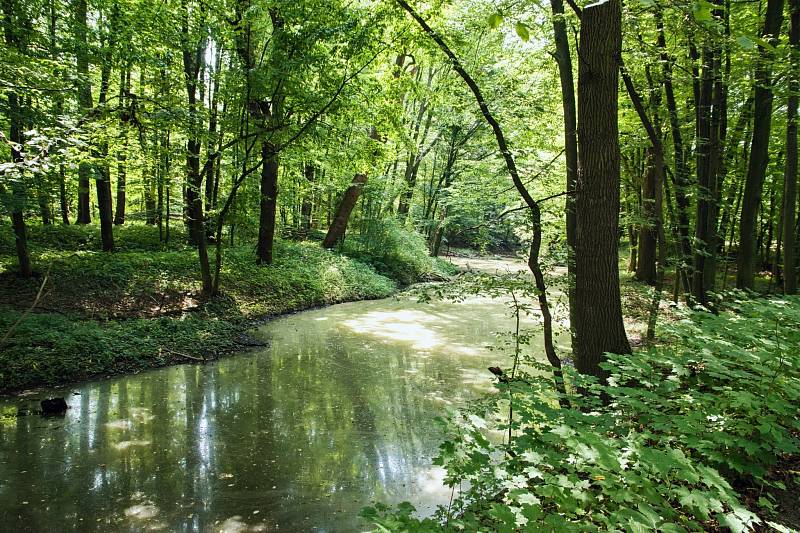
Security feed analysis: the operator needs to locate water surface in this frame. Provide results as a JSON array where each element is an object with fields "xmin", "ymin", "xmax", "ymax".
[{"xmin": 0, "ymin": 266, "xmax": 547, "ymax": 532}]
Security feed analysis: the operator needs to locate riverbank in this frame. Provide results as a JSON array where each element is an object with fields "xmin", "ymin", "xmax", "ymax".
[{"xmin": 0, "ymin": 223, "xmax": 455, "ymax": 395}]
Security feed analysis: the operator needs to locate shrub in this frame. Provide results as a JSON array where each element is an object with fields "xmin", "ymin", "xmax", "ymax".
[{"xmin": 342, "ymin": 219, "xmax": 455, "ymax": 285}]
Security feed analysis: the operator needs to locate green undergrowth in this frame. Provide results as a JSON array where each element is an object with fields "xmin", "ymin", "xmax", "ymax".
[
  {"xmin": 0, "ymin": 223, "xmax": 449, "ymax": 394},
  {"xmin": 340, "ymin": 218, "xmax": 458, "ymax": 285},
  {"xmin": 363, "ymin": 295, "xmax": 800, "ymax": 532}
]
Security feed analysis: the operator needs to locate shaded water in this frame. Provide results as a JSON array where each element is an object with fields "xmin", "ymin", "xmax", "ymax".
[{"xmin": 0, "ymin": 263, "xmax": 548, "ymax": 532}]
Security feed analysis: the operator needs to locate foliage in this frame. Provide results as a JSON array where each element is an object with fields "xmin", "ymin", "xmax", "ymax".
[
  {"xmin": 362, "ymin": 296, "xmax": 800, "ymax": 532},
  {"xmin": 342, "ymin": 218, "xmax": 456, "ymax": 285}
]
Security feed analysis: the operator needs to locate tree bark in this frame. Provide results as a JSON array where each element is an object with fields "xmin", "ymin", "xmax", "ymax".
[
  {"xmin": 656, "ymin": 7, "xmax": 692, "ymax": 297},
  {"xmin": 322, "ymin": 172, "xmax": 369, "ymax": 248},
  {"xmin": 74, "ymin": 0, "xmax": 91, "ymax": 224},
  {"xmin": 574, "ymin": 0, "xmax": 631, "ymax": 378},
  {"xmin": 785, "ymin": 0, "xmax": 799, "ymax": 294},
  {"xmin": 182, "ymin": 1, "xmax": 212, "ymax": 294},
  {"xmin": 550, "ymin": 0, "xmax": 579, "ymax": 337},
  {"xmin": 737, "ymin": 0, "xmax": 785, "ymax": 289}
]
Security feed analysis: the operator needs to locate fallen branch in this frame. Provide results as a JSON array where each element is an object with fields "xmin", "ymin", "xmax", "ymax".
[{"xmin": 162, "ymin": 347, "xmax": 206, "ymax": 363}]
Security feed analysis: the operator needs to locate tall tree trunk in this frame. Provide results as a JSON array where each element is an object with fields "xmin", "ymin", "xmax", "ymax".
[
  {"xmin": 785, "ymin": 0, "xmax": 799, "ymax": 294},
  {"xmin": 737, "ymin": 0, "xmax": 785, "ymax": 289},
  {"xmin": 95, "ymin": 27, "xmax": 114, "ymax": 252},
  {"xmin": 182, "ymin": 2, "xmax": 212, "ymax": 294},
  {"xmin": 693, "ymin": 26, "xmax": 723, "ymax": 305},
  {"xmin": 656, "ymin": 7, "xmax": 693, "ymax": 297},
  {"xmin": 2, "ymin": 0, "xmax": 32, "ymax": 276},
  {"xmin": 114, "ymin": 66, "xmax": 130, "ymax": 225},
  {"xmin": 74, "ymin": 0, "xmax": 91, "ymax": 224},
  {"xmin": 550, "ymin": 0, "xmax": 579, "ymax": 335},
  {"xmin": 3, "ymin": 92, "xmax": 32, "ymax": 277},
  {"xmin": 574, "ymin": 0, "xmax": 631, "ymax": 378}
]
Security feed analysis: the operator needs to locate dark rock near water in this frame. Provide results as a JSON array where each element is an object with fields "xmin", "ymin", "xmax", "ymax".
[{"xmin": 40, "ymin": 398, "xmax": 68, "ymax": 415}]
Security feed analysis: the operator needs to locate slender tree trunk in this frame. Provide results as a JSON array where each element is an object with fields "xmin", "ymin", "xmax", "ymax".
[
  {"xmin": 114, "ymin": 67, "xmax": 130, "ymax": 225},
  {"xmin": 550, "ymin": 0, "xmax": 579, "ymax": 338},
  {"xmin": 785, "ymin": 0, "xmax": 799, "ymax": 293},
  {"xmin": 574, "ymin": 0, "xmax": 631, "ymax": 378},
  {"xmin": 301, "ymin": 163, "xmax": 315, "ymax": 231},
  {"xmin": 656, "ymin": 7, "xmax": 693, "ymax": 297},
  {"xmin": 182, "ymin": 3, "xmax": 212, "ymax": 294},
  {"xmin": 74, "ymin": 0, "xmax": 91, "ymax": 224},
  {"xmin": 737, "ymin": 0, "xmax": 785, "ymax": 289},
  {"xmin": 95, "ymin": 30, "xmax": 114, "ymax": 252}
]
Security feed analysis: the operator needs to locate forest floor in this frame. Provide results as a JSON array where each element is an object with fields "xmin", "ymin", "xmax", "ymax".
[{"xmin": 0, "ymin": 223, "xmax": 453, "ymax": 395}]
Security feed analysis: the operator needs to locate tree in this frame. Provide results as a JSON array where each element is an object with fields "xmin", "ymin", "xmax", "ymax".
[
  {"xmin": 1, "ymin": 0, "xmax": 32, "ymax": 277},
  {"xmin": 785, "ymin": 0, "xmax": 799, "ymax": 294},
  {"xmin": 737, "ymin": 0, "xmax": 784, "ymax": 290},
  {"xmin": 573, "ymin": 0, "xmax": 631, "ymax": 378}
]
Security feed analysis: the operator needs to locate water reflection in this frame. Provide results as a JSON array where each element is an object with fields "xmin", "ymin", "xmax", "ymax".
[{"xmin": 0, "ymin": 293, "xmax": 548, "ymax": 532}]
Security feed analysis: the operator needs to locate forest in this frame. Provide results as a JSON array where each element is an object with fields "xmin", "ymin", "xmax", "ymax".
[{"xmin": 0, "ymin": 0, "xmax": 799, "ymax": 530}]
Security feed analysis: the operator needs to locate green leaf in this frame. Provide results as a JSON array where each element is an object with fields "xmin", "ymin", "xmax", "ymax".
[
  {"xmin": 515, "ymin": 22, "xmax": 530, "ymax": 42},
  {"xmin": 488, "ymin": 13, "xmax": 503, "ymax": 29}
]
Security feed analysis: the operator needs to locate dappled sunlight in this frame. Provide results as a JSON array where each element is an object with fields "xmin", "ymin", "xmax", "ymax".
[
  {"xmin": 342, "ymin": 310, "xmax": 444, "ymax": 351},
  {"xmin": 113, "ymin": 439, "xmax": 152, "ymax": 451},
  {"xmin": 124, "ymin": 503, "xmax": 159, "ymax": 520},
  {"xmin": 216, "ymin": 516, "xmax": 267, "ymax": 533}
]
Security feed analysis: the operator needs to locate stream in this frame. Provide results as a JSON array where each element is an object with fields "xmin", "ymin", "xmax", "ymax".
[{"xmin": 0, "ymin": 257, "xmax": 553, "ymax": 532}]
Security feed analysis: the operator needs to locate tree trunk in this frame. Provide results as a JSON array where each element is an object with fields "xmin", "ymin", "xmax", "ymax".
[
  {"xmin": 3, "ymin": 90, "xmax": 32, "ymax": 277},
  {"xmin": 322, "ymin": 173, "xmax": 369, "ymax": 248},
  {"xmin": 656, "ymin": 7, "xmax": 692, "ymax": 297},
  {"xmin": 573, "ymin": 0, "xmax": 631, "ymax": 378},
  {"xmin": 114, "ymin": 67, "xmax": 130, "ymax": 225},
  {"xmin": 737, "ymin": 0, "xmax": 785, "ymax": 289},
  {"xmin": 301, "ymin": 163, "xmax": 315, "ymax": 231},
  {"xmin": 74, "ymin": 0, "xmax": 91, "ymax": 224},
  {"xmin": 550, "ymin": 0, "xmax": 579, "ymax": 335},
  {"xmin": 785, "ymin": 0, "xmax": 799, "ymax": 294},
  {"xmin": 256, "ymin": 142, "xmax": 279, "ymax": 264},
  {"xmin": 182, "ymin": 3, "xmax": 212, "ymax": 294}
]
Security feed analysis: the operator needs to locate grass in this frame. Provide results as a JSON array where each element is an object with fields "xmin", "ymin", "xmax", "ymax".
[{"xmin": 0, "ymin": 222, "xmax": 451, "ymax": 394}]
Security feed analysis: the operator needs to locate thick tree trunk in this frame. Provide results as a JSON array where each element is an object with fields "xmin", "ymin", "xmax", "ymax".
[
  {"xmin": 322, "ymin": 173, "xmax": 369, "ymax": 248},
  {"xmin": 737, "ymin": 0, "xmax": 785, "ymax": 289},
  {"xmin": 573, "ymin": 0, "xmax": 631, "ymax": 378},
  {"xmin": 785, "ymin": 0, "xmax": 799, "ymax": 294},
  {"xmin": 693, "ymin": 35, "xmax": 721, "ymax": 305}
]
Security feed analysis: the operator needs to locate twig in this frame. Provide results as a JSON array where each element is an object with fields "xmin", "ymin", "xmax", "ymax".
[
  {"xmin": 162, "ymin": 347, "xmax": 206, "ymax": 363},
  {"xmin": 0, "ymin": 264, "xmax": 51, "ymax": 346}
]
